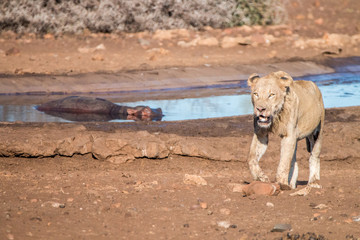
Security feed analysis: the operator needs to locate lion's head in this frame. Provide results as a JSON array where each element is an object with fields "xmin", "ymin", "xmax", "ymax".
[{"xmin": 247, "ymin": 71, "xmax": 294, "ymax": 129}]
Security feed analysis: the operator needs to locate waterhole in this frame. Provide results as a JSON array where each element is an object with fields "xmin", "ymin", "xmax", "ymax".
[{"xmin": 0, "ymin": 60, "xmax": 359, "ymax": 122}]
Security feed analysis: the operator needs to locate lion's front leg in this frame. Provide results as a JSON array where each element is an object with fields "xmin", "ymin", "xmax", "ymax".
[
  {"xmin": 276, "ymin": 135, "xmax": 297, "ymax": 189},
  {"xmin": 248, "ymin": 132, "xmax": 269, "ymax": 182}
]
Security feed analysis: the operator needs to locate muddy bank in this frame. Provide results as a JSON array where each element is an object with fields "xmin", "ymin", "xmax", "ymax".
[
  {"xmin": 0, "ymin": 106, "xmax": 360, "ymax": 240},
  {"xmin": 1, "ymin": 106, "xmax": 359, "ymax": 164},
  {"xmin": 0, "ymin": 60, "xmax": 334, "ymax": 96}
]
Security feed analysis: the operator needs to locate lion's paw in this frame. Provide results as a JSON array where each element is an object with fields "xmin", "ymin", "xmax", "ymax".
[
  {"xmin": 289, "ymin": 186, "xmax": 312, "ymax": 196},
  {"xmin": 308, "ymin": 183, "xmax": 322, "ymax": 189},
  {"xmin": 257, "ymin": 175, "xmax": 270, "ymax": 183}
]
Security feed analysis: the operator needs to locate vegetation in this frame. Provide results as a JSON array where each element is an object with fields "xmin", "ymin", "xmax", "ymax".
[{"xmin": 0, "ymin": 0, "xmax": 286, "ymax": 34}]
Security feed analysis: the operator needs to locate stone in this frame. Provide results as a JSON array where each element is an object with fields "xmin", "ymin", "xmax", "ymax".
[
  {"xmin": 241, "ymin": 181, "xmax": 280, "ymax": 196},
  {"xmin": 91, "ymin": 54, "xmax": 104, "ymax": 61},
  {"xmin": 220, "ymin": 36, "xmax": 250, "ymax": 48},
  {"xmin": 138, "ymin": 38, "xmax": 150, "ymax": 47},
  {"xmin": 271, "ymin": 223, "xmax": 292, "ymax": 232},
  {"xmin": 228, "ymin": 183, "xmax": 245, "ymax": 193},
  {"xmin": 95, "ymin": 43, "xmax": 106, "ymax": 50},
  {"xmin": 5, "ymin": 47, "xmax": 20, "ymax": 56},
  {"xmin": 183, "ymin": 174, "xmax": 207, "ymax": 186},
  {"xmin": 197, "ymin": 37, "xmax": 219, "ymax": 47},
  {"xmin": 220, "ymin": 208, "xmax": 231, "ymax": 215},
  {"xmin": 217, "ymin": 221, "xmax": 231, "ymax": 229},
  {"xmin": 313, "ymin": 203, "xmax": 328, "ymax": 209},
  {"xmin": 266, "ymin": 202, "xmax": 275, "ymax": 208},
  {"xmin": 153, "ymin": 30, "xmax": 173, "ymax": 41},
  {"xmin": 199, "ymin": 201, "xmax": 208, "ymax": 209}
]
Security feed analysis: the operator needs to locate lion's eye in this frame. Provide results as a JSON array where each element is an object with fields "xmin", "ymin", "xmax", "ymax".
[
  {"xmin": 268, "ymin": 93, "xmax": 275, "ymax": 98},
  {"xmin": 253, "ymin": 92, "xmax": 259, "ymax": 98}
]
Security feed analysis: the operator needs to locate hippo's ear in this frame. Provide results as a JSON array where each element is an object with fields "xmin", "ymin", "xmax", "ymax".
[
  {"xmin": 247, "ymin": 73, "xmax": 260, "ymax": 87},
  {"xmin": 274, "ymin": 71, "xmax": 293, "ymax": 88}
]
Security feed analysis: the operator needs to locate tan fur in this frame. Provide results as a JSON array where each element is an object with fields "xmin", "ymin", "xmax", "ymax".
[{"xmin": 247, "ymin": 71, "xmax": 325, "ymax": 191}]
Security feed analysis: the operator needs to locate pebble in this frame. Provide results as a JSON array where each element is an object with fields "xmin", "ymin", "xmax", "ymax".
[
  {"xmin": 91, "ymin": 54, "xmax": 104, "ymax": 61},
  {"xmin": 313, "ymin": 203, "xmax": 328, "ymax": 209},
  {"xmin": 5, "ymin": 47, "xmax": 20, "ymax": 56},
  {"xmin": 271, "ymin": 223, "xmax": 292, "ymax": 232},
  {"xmin": 266, "ymin": 202, "xmax": 274, "ymax": 208},
  {"xmin": 138, "ymin": 38, "xmax": 150, "ymax": 47},
  {"xmin": 217, "ymin": 220, "xmax": 231, "ymax": 229},
  {"xmin": 183, "ymin": 174, "xmax": 207, "ymax": 186},
  {"xmin": 197, "ymin": 37, "xmax": 219, "ymax": 47},
  {"xmin": 220, "ymin": 208, "xmax": 231, "ymax": 215},
  {"xmin": 95, "ymin": 43, "xmax": 106, "ymax": 50},
  {"xmin": 199, "ymin": 201, "xmax": 208, "ymax": 209},
  {"xmin": 7, "ymin": 233, "xmax": 14, "ymax": 240},
  {"xmin": 153, "ymin": 30, "xmax": 173, "ymax": 41},
  {"xmin": 353, "ymin": 216, "xmax": 360, "ymax": 222}
]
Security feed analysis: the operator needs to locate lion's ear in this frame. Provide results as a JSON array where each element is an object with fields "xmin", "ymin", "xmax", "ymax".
[
  {"xmin": 274, "ymin": 71, "xmax": 293, "ymax": 87},
  {"xmin": 247, "ymin": 73, "xmax": 260, "ymax": 87}
]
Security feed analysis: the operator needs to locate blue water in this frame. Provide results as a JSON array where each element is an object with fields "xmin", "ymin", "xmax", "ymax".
[
  {"xmin": 0, "ymin": 70, "xmax": 359, "ymax": 122},
  {"xmin": 120, "ymin": 79, "xmax": 360, "ymax": 122}
]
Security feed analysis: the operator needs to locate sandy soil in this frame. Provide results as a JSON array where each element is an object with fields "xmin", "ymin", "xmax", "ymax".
[{"xmin": 1, "ymin": 1, "xmax": 360, "ymax": 239}]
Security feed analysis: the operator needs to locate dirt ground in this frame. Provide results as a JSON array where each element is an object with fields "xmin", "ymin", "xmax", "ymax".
[{"xmin": 1, "ymin": 1, "xmax": 360, "ymax": 239}]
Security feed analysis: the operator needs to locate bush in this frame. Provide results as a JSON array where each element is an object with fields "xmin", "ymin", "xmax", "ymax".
[{"xmin": 0, "ymin": 0, "xmax": 286, "ymax": 34}]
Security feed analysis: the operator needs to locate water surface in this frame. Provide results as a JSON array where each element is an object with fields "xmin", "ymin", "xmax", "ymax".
[{"xmin": 0, "ymin": 67, "xmax": 359, "ymax": 122}]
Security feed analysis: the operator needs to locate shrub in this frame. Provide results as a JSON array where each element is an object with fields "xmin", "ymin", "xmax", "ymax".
[{"xmin": 0, "ymin": 0, "xmax": 286, "ymax": 34}]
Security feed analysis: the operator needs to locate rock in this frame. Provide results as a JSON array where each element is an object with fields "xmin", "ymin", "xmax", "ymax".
[
  {"xmin": 217, "ymin": 220, "xmax": 231, "ymax": 229},
  {"xmin": 241, "ymin": 181, "xmax": 280, "ymax": 196},
  {"xmin": 91, "ymin": 54, "xmax": 104, "ymax": 61},
  {"xmin": 153, "ymin": 30, "xmax": 173, "ymax": 41},
  {"xmin": 138, "ymin": 141, "xmax": 169, "ymax": 159},
  {"xmin": 314, "ymin": 18, "xmax": 324, "ymax": 25},
  {"xmin": 78, "ymin": 46, "xmax": 92, "ymax": 53},
  {"xmin": 228, "ymin": 183, "xmax": 245, "ymax": 193},
  {"xmin": 95, "ymin": 43, "xmax": 106, "ymax": 50},
  {"xmin": 197, "ymin": 37, "xmax": 219, "ymax": 47},
  {"xmin": 200, "ymin": 201, "xmax": 208, "ymax": 209},
  {"xmin": 266, "ymin": 202, "xmax": 275, "ymax": 208},
  {"xmin": 313, "ymin": 203, "xmax": 328, "ymax": 209},
  {"xmin": 5, "ymin": 47, "xmax": 20, "ymax": 56},
  {"xmin": 220, "ymin": 208, "xmax": 231, "ymax": 215},
  {"xmin": 177, "ymin": 40, "xmax": 197, "ymax": 48},
  {"xmin": 271, "ymin": 223, "xmax": 292, "ymax": 232},
  {"xmin": 174, "ymin": 29, "xmax": 190, "ymax": 38},
  {"xmin": 43, "ymin": 33, "xmax": 54, "ymax": 39},
  {"xmin": 183, "ymin": 174, "xmax": 207, "ymax": 186},
  {"xmin": 138, "ymin": 38, "xmax": 150, "ymax": 47},
  {"xmin": 111, "ymin": 202, "xmax": 121, "ymax": 208},
  {"xmin": 352, "ymin": 216, "xmax": 360, "ymax": 222},
  {"xmin": 78, "ymin": 44, "xmax": 105, "ymax": 54},
  {"xmin": 134, "ymin": 180, "xmax": 159, "ymax": 191},
  {"xmin": 325, "ymin": 33, "xmax": 352, "ymax": 47},
  {"xmin": 6, "ymin": 233, "xmax": 14, "ymax": 240},
  {"xmin": 220, "ymin": 36, "xmax": 250, "ymax": 48}
]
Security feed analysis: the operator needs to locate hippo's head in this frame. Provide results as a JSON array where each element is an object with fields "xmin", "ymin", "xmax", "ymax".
[{"xmin": 126, "ymin": 106, "xmax": 163, "ymax": 121}]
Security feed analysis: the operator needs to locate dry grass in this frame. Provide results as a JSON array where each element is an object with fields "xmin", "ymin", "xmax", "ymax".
[{"xmin": 0, "ymin": 0, "xmax": 287, "ymax": 34}]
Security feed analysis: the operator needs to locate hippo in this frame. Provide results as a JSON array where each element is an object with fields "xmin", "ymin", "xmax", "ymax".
[{"xmin": 36, "ymin": 96, "xmax": 163, "ymax": 122}]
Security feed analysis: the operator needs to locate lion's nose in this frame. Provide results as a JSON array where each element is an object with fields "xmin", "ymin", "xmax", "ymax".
[{"xmin": 256, "ymin": 106, "xmax": 266, "ymax": 113}]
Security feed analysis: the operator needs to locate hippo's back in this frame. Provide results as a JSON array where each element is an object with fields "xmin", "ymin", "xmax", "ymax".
[{"xmin": 36, "ymin": 96, "xmax": 115, "ymax": 114}]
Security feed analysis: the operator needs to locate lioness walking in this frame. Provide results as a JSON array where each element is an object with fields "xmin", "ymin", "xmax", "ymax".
[{"xmin": 247, "ymin": 71, "xmax": 325, "ymax": 195}]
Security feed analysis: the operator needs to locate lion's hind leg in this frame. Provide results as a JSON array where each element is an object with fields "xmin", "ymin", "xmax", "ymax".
[
  {"xmin": 290, "ymin": 125, "xmax": 323, "ymax": 196},
  {"xmin": 308, "ymin": 123, "xmax": 322, "ymax": 187}
]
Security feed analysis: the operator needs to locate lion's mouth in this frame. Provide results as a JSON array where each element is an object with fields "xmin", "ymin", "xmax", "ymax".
[{"xmin": 256, "ymin": 115, "xmax": 272, "ymax": 128}]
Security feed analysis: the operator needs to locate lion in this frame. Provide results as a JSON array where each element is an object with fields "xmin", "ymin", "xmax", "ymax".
[{"xmin": 247, "ymin": 71, "xmax": 325, "ymax": 196}]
